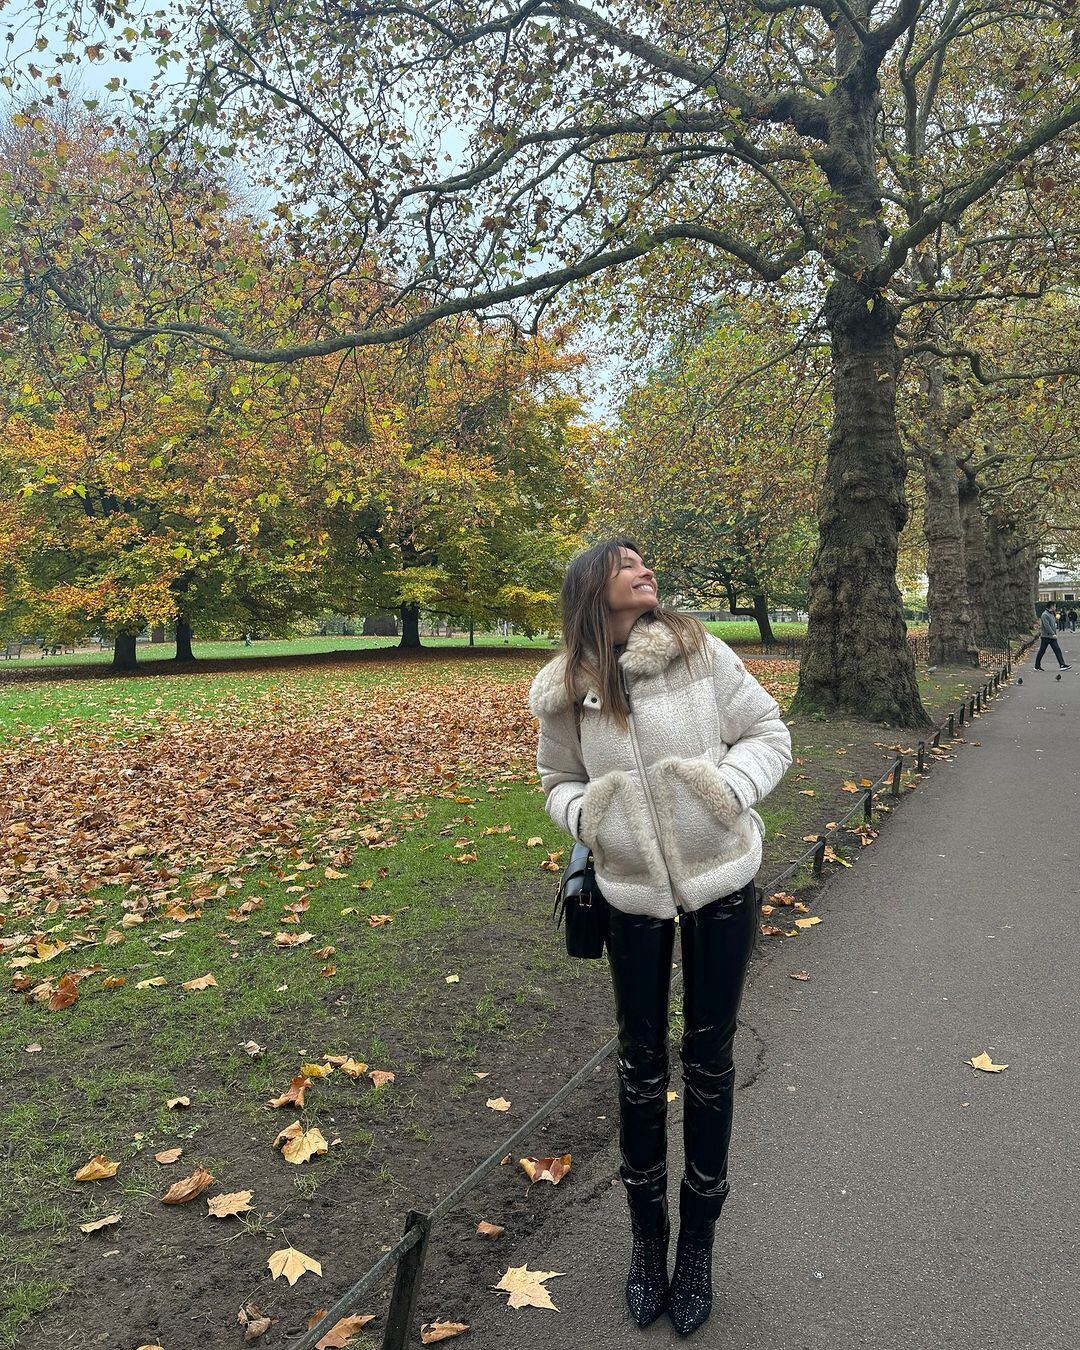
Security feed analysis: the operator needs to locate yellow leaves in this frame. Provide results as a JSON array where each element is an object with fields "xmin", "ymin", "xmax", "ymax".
[
  {"xmin": 841, "ymin": 780, "xmax": 859, "ymax": 793},
  {"xmin": 525, "ymin": 836, "xmax": 544, "ymax": 847},
  {"xmin": 367, "ymin": 914, "xmax": 394, "ymax": 926},
  {"xmin": 181, "ymin": 973, "xmax": 217, "ymax": 991},
  {"xmin": 136, "ymin": 976, "xmax": 167, "ymax": 988},
  {"xmin": 968, "ymin": 1052, "xmax": 1008, "ymax": 1073},
  {"xmin": 493, "ymin": 1265, "xmax": 565, "ymax": 1311},
  {"xmin": 274, "ymin": 1120, "xmax": 328, "ymax": 1164},
  {"xmin": 207, "ymin": 1189, "xmax": 254, "ymax": 1219},
  {"xmin": 75, "ymin": 1155, "xmax": 119, "ymax": 1182},
  {"xmin": 274, "ymin": 930, "xmax": 315, "ymax": 946},
  {"xmin": 794, "ymin": 916, "xmax": 822, "ymax": 929},
  {"xmin": 301, "ymin": 1062, "xmax": 333, "ymax": 1079},
  {"xmin": 519, "ymin": 1155, "xmax": 570, "ymax": 1185},
  {"xmin": 368, "ymin": 1069, "xmax": 395, "ymax": 1089},
  {"xmin": 166, "ymin": 1096, "xmax": 191, "ymax": 1110},
  {"xmin": 310, "ymin": 1311, "xmax": 375, "ymax": 1348},
  {"xmin": 486, "ymin": 1097, "xmax": 511, "ymax": 1112},
  {"xmin": 336, "ymin": 1058, "xmax": 368, "ymax": 1077},
  {"xmin": 103, "ymin": 975, "xmax": 125, "ymax": 988},
  {"xmin": 160, "ymin": 1166, "xmax": 214, "ymax": 1204},
  {"xmin": 267, "ymin": 1244, "xmax": 322, "ymax": 1286},
  {"xmin": 445, "ymin": 974, "xmax": 460, "ymax": 985},
  {"xmin": 79, "ymin": 1213, "xmax": 121, "ymax": 1234},
  {"xmin": 154, "ymin": 1147, "xmax": 183, "ymax": 1165}
]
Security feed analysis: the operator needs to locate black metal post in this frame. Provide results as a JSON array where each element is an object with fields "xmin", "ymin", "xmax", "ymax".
[
  {"xmin": 812, "ymin": 836, "xmax": 826, "ymax": 877},
  {"xmin": 947, "ymin": 713, "xmax": 954, "ymax": 737},
  {"xmin": 932, "ymin": 729, "xmax": 941, "ymax": 748},
  {"xmin": 917, "ymin": 741, "xmax": 925, "ymax": 773},
  {"xmin": 957, "ymin": 703, "xmax": 964, "ymax": 727},
  {"xmin": 969, "ymin": 696, "xmax": 976, "ymax": 720},
  {"xmin": 863, "ymin": 788, "xmax": 873, "ymax": 824},
  {"xmin": 382, "ymin": 1211, "xmax": 433, "ymax": 1350},
  {"xmin": 890, "ymin": 756, "xmax": 903, "ymax": 796}
]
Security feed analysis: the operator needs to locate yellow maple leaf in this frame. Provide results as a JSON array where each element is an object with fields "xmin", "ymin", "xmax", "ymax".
[
  {"xmin": 75, "ymin": 1155, "xmax": 119, "ymax": 1182},
  {"xmin": 493, "ymin": 1265, "xmax": 565, "ymax": 1311},
  {"xmin": 206, "ymin": 1188, "xmax": 254, "ymax": 1218},
  {"xmin": 968, "ymin": 1052, "xmax": 1008, "ymax": 1073},
  {"xmin": 181, "ymin": 973, "xmax": 217, "ymax": 991},
  {"xmin": 267, "ymin": 1244, "xmax": 322, "ymax": 1286}
]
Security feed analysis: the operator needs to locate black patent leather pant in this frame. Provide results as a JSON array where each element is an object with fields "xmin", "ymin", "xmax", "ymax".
[{"xmin": 605, "ymin": 880, "xmax": 758, "ymax": 1226}]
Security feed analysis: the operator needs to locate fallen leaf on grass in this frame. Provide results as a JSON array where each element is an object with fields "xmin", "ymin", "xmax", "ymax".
[
  {"xmin": 519, "ymin": 1155, "xmax": 571, "ymax": 1185},
  {"xmin": 166, "ymin": 1096, "xmax": 191, "ymax": 1109},
  {"xmin": 315, "ymin": 946, "xmax": 336, "ymax": 959},
  {"xmin": 476, "ymin": 1221, "xmax": 504, "ymax": 1239},
  {"xmin": 445, "ymin": 974, "xmax": 460, "ymax": 984},
  {"xmin": 420, "ymin": 1322, "xmax": 469, "ymax": 1343},
  {"xmin": 102, "ymin": 975, "xmax": 125, "ymax": 988},
  {"xmin": 319, "ymin": 964, "xmax": 337, "ymax": 977},
  {"xmin": 794, "ymin": 916, "xmax": 822, "ymax": 929},
  {"xmin": 161, "ymin": 1167, "xmax": 213, "ymax": 1203},
  {"xmin": 207, "ymin": 1189, "xmax": 254, "ymax": 1218},
  {"xmin": 841, "ymin": 781, "xmax": 859, "ymax": 793},
  {"xmin": 268, "ymin": 1075, "xmax": 310, "ymax": 1108},
  {"xmin": 789, "ymin": 971, "xmax": 810, "ymax": 982},
  {"xmin": 486, "ymin": 1097, "xmax": 511, "ymax": 1112},
  {"xmin": 798, "ymin": 789, "xmax": 815, "ymax": 797},
  {"xmin": 309, "ymin": 1311, "xmax": 376, "ymax": 1348},
  {"xmin": 79, "ymin": 1213, "xmax": 121, "ymax": 1233},
  {"xmin": 136, "ymin": 976, "xmax": 167, "ymax": 989},
  {"xmin": 301, "ymin": 1062, "xmax": 333, "ymax": 1079},
  {"xmin": 493, "ymin": 1265, "xmax": 565, "ymax": 1311},
  {"xmin": 769, "ymin": 892, "xmax": 796, "ymax": 907},
  {"xmin": 968, "ymin": 1052, "xmax": 1008, "ymax": 1073},
  {"xmin": 274, "ymin": 1121, "xmax": 329, "ymax": 1164},
  {"xmin": 181, "ymin": 973, "xmax": 217, "ymax": 991},
  {"xmin": 336, "ymin": 1058, "xmax": 368, "ymax": 1077},
  {"xmin": 154, "ymin": 1148, "xmax": 183, "ymax": 1165},
  {"xmin": 367, "ymin": 914, "xmax": 394, "ymax": 927},
  {"xmin": 25, "ymin": 1043, "xmax": 42, "ymax": 1053},
  {"xmin": 75, "ymin": 1156, "xmax": 119, "ymax": 1182},
  {"xmin": 525, "ymin": 837, "xmax": 544, "ymax": 847},
  {"xmin": 268, "ymin": 1244, "xmax": 322, "ymax": 1286},
  {"xmin": 369, "ymin": 1069, "xmax": 395, "ymax": 1089},
  {"xmin": 48, "ymin": 975, "xmax": 78, "ymax": 1012},
  {"xmin": 242, "ymin": 1041, "xmax": 264, "ymax": 1057}
]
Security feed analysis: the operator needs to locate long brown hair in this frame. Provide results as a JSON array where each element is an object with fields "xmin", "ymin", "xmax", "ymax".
[{"xmin": 560, "ymin": 537, "xmax": 708, "ymax": 732}]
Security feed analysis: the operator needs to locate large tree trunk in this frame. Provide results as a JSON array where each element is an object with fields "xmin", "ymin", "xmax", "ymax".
[
  {"xmin": 731, "ymin": 594, "xmax": 775, "ymax": 644},
  {"xmin": 924, "ymin": 449, "xmax": 979, "ymax": 667},
  {"xmin": 982, "ymin": 517, "xmax": 1013, "ymax": 645},
  {"xmin": 174, "ymin": 617, "xmax": 195, "ymax": 662},
  {"xmin": 112, "ymin": 632, "xmax": 137, "ymax": 671},
  {"xmin": 959, "ymin": 475, "xmax": 991, "ymax": 644},
  {"xmin": 399, "ymin": 602, "xmax": 421, "ymax": 649},
  {"xmin": 794, "ymin": 278, "xmax": 929, "ymax": 725}
]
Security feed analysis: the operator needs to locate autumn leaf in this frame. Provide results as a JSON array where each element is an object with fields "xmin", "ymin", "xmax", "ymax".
[
  {"xmin": 368, "ymin": 1069, "xmax": 395, "ymax": 1089},
  {"xmin": 161, "ymin": 1166, "xmax": 214, "ymax": 1203},
  {"xmin": 238, "ymin": 1301, "xmax": 273, "ymax": 1343},
  {"xmin": 79, "ymin": 1213, "xmax": 121, "ymax": 1233},
  {"xmin": 525, "ymin": 837, "xmax": 544, "ymax": 847},
  {"xmin": 309, "ymin": 1311, "xmax": 376, "ymax": 1348},
  {"xmin": 136, "ymin": 976, "xmax": 167, "ymax": 988},
  {"xmin": 207, "ymin": 1189, "xmax": 254, "ymax": 1218},
  {"xmin": 794, "ymin": 916, "xmax": 822, "ymax": 928},
  {"xmin": 275, "ymin": 1121, "xmax": 329, "ymax": 1164},
  {"xmin": 267, "ymin": 1244, "xmax": 322, "ymax": 1285},
  {"xmin": 420, "ymin": 1322, "xmax": 470, "ymax": 1343},
  {"xmin": 476, "ymin": 1221, "xmax": 504, "ymax": 1239},
  {"xmin": 154, "ymin": 1147, "xmax": 183, "ymax": 1165},
  {"xmin": 445, "ymin": 974, "xmax": 460, "ymax": 984},
  {"xmin": 486, "ymin": 1097, "xmax": 511, "ymax": 1112},
  {"xmin": 367, "ymin": 914, "xmax": 394, "ymax": 927},
  {"xmin": 47, "ymin": 974, "xmax": 78, "ymax": 1012},
  {"xmin": 493, "ymin": 1265, "xmax": 565, "ymax": 1311},
  {"xmin": 268, "ymin": 1074, "xmax": 309, "ymax": 1108},
  {"xmin": 336, "ymin": 1058, "xmax": 368, "ymax": 1077},
  {"xmin": 166, "ymin": 1095, "xmax": 191, "ymax": 1109},
  {"xmin": 759, "ymin": 924, "xmax": 783, "ymax": 937},
  {"xmin": 181, "ymin": 973, "xmax": 217, "ymax": 991},
  {"xmin": 301, "ymin": 1062, "xmax": 333, "ymax": 1078},
  {"xmin": 770, "ymin": 892, "xmax": 795, "ymax": 907},
  {"xmin": 519, "ymin": 1155, "xmax": 570, "ymax": 1185},
  {"xmin": 798, "ymin": 788, "xmax": 815, "ymax": 796},
  {"xmin": 75, "ymin": 1155, "xmax": 119, "ymax": 1182},
  {"xmin": 274, "ymin": 930, "xmax": 315, "ymax": 946},
  {"xmin": 841, "ymin": 780, "xmax": 859, "ymax": 793},
  {"xmin": 789, "ymin": 970, "xmax": 810, "ymax": 981},
  {"xmin": 103, "ymin": 975, "xmax": 125, "ymax": 988},
  {"xmin": 968, "ymin": 1052, "xmax": 1008, "ymax": 1073}
]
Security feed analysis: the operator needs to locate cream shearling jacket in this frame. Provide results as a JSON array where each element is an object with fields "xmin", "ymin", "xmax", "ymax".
[{"xmin": 529, "ymin": 618, "xmax": 792, "ymax": 918}]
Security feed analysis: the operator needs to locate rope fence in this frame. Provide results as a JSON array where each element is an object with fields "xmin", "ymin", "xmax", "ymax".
[{"xmin": 292, "ymin": 643, "xmax": 1021, "ymax": 1350}]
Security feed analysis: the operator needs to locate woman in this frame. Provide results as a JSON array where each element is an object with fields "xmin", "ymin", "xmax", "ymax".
[{"xmin": 529, "ymin": 539, "xmax": 791, "ymax": 1336}]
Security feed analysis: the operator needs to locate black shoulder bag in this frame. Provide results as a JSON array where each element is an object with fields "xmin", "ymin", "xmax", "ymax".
[{"xmin": 551, "ymin": 705, "xmax": 608, "ymax": 958}]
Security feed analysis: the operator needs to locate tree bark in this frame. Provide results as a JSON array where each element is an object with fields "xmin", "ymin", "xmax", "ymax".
[
  {"xmin": 982, "ymin": 517, "xmax": 1013, "ymax": 645},
  {"xmin": 959, "ymin": 475, "xmax": 991, "ymax": 644},
  {"xmin": 730, "ymin": 594, "xmax": 775, "ymax": 644},
  {"xmin": 399, "ymin": 602, "xmax": 421, "ymax": 649},
  {"xmin": 174, "ymin": 617, "xmax": 196, "ymax": 662},
  {"xmin": 112, "ymin": 632, "xmax": 137, "ymax": 671},
  {"xmin": 924, "ymin": 450, "xmax": 979, "ymax": 667},
  {"xmin": 794, "ymin": 278, "xmax": 929, "ymax": 724},
  {"xmin": 468, "ymin": 616, "xmax": 475, "ymax": 647}
]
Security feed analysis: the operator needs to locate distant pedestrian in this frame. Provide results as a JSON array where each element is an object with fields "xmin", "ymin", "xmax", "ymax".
[
  {"xmin": 1034, "ymin": 608, "xmax": 1070, "ymax": 671},
  {"xmin": 531, "ymin": 538, "xmax": 791, "ymax": 1336},
  {"xmin": 1069, "ymin": 609, "xmax": 1077, "ymax": 633}
]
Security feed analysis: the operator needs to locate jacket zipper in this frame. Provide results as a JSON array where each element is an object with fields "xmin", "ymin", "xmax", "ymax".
[{"xmin": 619, "ymin": 665, "xmax": 684, "ymax": 917}]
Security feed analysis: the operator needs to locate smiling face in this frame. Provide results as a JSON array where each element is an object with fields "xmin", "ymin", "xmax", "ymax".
[{"xmin": 603, "ymin": 546, "xmax": 658, "ymax": 625}]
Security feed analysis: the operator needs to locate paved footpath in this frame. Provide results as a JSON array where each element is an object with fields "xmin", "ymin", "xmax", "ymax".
[{"xmin": 465, "ymin": 647, "xmax": 1079, "ymax": 1349}]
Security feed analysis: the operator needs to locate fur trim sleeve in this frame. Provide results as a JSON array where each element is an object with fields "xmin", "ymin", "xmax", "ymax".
[
  {"xmin": 707, "ymin": 635, "xmax": 792, "ymax": 809},
  {"xmin": 533, "ymin": 697, "xmax": 588, "ymax": 841}
]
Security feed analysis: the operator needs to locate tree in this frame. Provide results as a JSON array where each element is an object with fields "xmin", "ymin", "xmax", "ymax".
[
  {"xmin": 593, "ymin": 305, "xmax": 824, "ymax": 641},
  {"xmin": 11, "ymin": 2, "xmax": 1079, "ymax": 720}
]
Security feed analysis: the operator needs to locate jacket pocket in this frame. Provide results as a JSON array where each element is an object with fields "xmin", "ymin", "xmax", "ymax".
[
  {"xmin": 652, "ymin": 756, "xmax": 755, "ymax": 878},
  {"xmin": 578, "ymin": 771, "xmax": 666, "ymax": 884}
]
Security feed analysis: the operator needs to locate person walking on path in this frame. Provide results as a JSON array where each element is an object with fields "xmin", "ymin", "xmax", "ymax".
[
  {"xmin": 529, "ymin": 539, "xmax": 791, "ymax": 1337},
  {"xmin": 1034, "ymin": 606, "xmax": 1070, "ymax": 671},
  {"xmin": 1068, "ymin": 608, "xmax": 1077, "ymax": 633}
]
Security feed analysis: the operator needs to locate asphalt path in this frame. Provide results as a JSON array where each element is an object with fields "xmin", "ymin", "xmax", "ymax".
[{"xmin": 465, "ymin": 645, "xmax": 1079, "ymax": 1349}]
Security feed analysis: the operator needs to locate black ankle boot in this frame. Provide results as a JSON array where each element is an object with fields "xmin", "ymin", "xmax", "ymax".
[
  {"xmin": 625, "ymin": 1201, "xmax": 670, "ymax": 1327},
  {"xmin": 668, "ymin": 1179, "xmax": 727, "ymax": 1336}
]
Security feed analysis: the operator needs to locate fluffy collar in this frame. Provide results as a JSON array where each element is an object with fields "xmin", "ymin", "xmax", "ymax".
[{"xmin": 528, "ymin": 618, "xmax": 684, "ymax": 716}]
